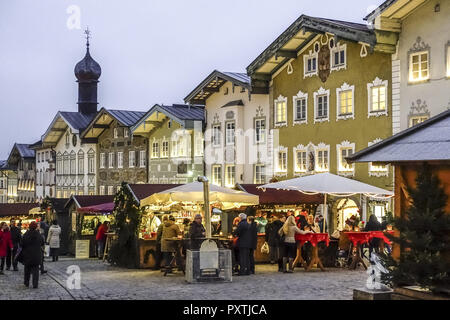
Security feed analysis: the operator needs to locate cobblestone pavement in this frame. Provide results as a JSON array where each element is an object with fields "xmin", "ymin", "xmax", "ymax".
[{"xmin": 0, "ymin": 257, "xmax": 367, "ymax": 300}]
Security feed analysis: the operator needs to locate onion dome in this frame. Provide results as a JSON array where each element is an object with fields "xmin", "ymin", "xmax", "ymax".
[{"xmin": 74, "ymin": 30, "xmax": 101, "ymax": 81}]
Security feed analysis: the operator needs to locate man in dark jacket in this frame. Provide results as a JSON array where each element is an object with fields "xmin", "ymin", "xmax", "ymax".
[
  {"xmin": 266, "ymin": 215, "xmax": 285, "ymax": 272},
  {"xmin": 7, "ymin": 219, "xmax": 22, "ymax": 271},
  {"xmin": 232, "ymin": 213, "xmax": 252, "ymax": 275},
  {"xmin": 247, "ymin": 216, "xmax": 258, "ymax": 275},
  {"xmin": 189, "ymin": 214, "xmax": 206, "ymax": 250},
  {"xmin": 21, "ymin": 221, "xmax": 44, "ymax": 289}
]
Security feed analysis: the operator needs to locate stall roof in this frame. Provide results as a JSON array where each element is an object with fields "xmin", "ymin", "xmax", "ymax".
[
  {"xmin": 237, "ymin": 184, "xmax": 324, "ymax": 205},
  {"xmin": 46, "ymin": 198, "xmax": 70, "ymax": 213},
  {"xmin": 347, "ymin": 109, "xmax": 450, "ymax": 164},
  {"xmin": 0, "ymin": 203, "xmax": 41, "ymax": 217},
  {"xmin": 65, "ymin": 195, "xmax": 115, "ymax": 209},
  {"xmin": 127, "ymin": 184, "xmax": 181, "ymax": 203}
]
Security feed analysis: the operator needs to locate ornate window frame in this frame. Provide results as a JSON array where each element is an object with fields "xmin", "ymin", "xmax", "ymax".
[
  {"xmin": 303, "ymin": 44, "xmax": 319, "ymax": 78},
  {"xmin": 368, "ymin": 138, "xmax": 389, "ymax": 177},
  {"xmin": 293, "ymin": 90, "xmax": 308, "ymax": 125},
  {"xmin": 331, "ymin": 42, "xmax": 347, "ymax": 72},
  {"xmin": 275, "ymin": 146, "xmax": 288, "ymax": 176},
  {"xmin": 274, "ymin": 95, "xmax": 288, "ymax": 127},
  {"xmin": 367, "ymin": 77, "xmax": 389, "ymax": 118},
  {"xmin": 408, "ymin": 37, "xmax": 430, "ymax": 84},
  {"xmin": 314, "ymin": 143, "xmax": 330, "ymax": 173},
  {"xmin": 336, "ymin": 140, "xmax": 355, "ymax": 177},
  {"xmin": 336, "ymin": 83, "xmax": 355, "ymax": 121},
  {"xmin": 408, "ymin": 99, "xmax": 430, "ymax": 128},
  {"xmin": 313, "ymin": 87, "xmax": 330, "ymax": 123},
  {"xmin": 293, "ymin": 144, "xmax": 308, "ymax": 176}
]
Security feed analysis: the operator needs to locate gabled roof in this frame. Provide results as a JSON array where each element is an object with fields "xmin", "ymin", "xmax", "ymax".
[
  {"xmin": 364, "ymin": 0, "xmax": 427, "ymax": 22},
  {"xmin": 0, "ymin": 160, "xmax": 7, "ymax": 170},
  {"xmin": 42, "ymin": 111, "xmax": 97, "ymax": 146},
  {"xmin": 7, "ymin": 143, "xmax": 35, "ymax": 166},
  {"xmin": 64, "ymin": 195, "xmax": 115, "ymax": 209},
  {"xmin": 127, "ymin": 184, "xmax": 182, "ymax": 203},
  {"xmin": 81, "ymin": 108, "xmax": 147, "ymax": 139},
  {"xmin": 246, "ymin": 15, "xmax": 376, "ymax": 78},
  {"xmin": 131, "ymin": 104, "xmax": 205, "ymax": 136},
  {"xmin": 347, "ymin": 109, "xmax": 450, "ymax": 163},
  {"xmin": 0, "ymin": 203, "xmax": 40, "ymax": 217},
  {"xmin": 184, "ymin": 70, "xmax": 251, "ymax": 105}
]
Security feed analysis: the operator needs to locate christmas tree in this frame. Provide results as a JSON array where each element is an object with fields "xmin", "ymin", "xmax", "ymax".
[
  {"xmin": 382, "ymin": 165, "xmax": 450, "ymax": 291},
  {"xmin": 108, "ymin": 181, "xmax": 142, "ymax": 268}
]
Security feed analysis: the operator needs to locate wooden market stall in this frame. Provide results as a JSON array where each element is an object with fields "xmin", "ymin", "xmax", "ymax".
[
  {"xmin": 64, "ymin": 195, "xmax": 114, "ymax": 257},
  {"xmin": 0, "ymin": 203, "xmax": 44, "ymax": 233}
]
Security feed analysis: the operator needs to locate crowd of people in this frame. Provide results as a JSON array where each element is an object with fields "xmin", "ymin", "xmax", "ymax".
[{"xmin": 0, "ymin": 218, "xmax": 62, "ymax": 289}]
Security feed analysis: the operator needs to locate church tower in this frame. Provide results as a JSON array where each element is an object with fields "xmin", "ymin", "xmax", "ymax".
[{"xmin": 74, "ymin": 28, "xmax": 101, "ymax": 114}]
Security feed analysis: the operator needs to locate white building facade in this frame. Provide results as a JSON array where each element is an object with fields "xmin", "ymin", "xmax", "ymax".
[
  {"xmin": 185, "ymin": 71, "xmax": 272, "ymax": 186},
  {"xmin": 368, "ymin": 0, "xmax": 450, "ymax": 133}
]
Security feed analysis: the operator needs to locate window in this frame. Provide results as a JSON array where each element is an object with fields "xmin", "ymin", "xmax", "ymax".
[
  {"xmin": 225, "ymin": 165, "xmax": 235, "ymax": 187},
  {"xmin": 274, "ymin": 95, "xmax": 287, "ymax": 126},
  {"xmin": 367, "ymin": 78, "xmax": 388, "ymax": 117},
  {"xmin": 78, "ymin": 156, "xmax": 84, "ymax": 174},
  {"xmin": 212, "ymin": 124, "xmax": 221, "ymax": 147},
  {"xmin": 113, "ymin": 128, "xmax": 118, "ymax": 139},
  {"xmin": 99, "ymin": 186, "xmax": 105, "ymax": 195},
  {"xmin": 65, "ymin": 134, "xmax": 70, "ymax": 147},
  {"xmin": 212, "ymin": 165, "xmax": 222, "ymax": 186},
  {"xmin": 70, "ymin": 152, "xmax": 76, "ymax": 175},
  {"xmin": 331, "ymin": 43, "xmax": 346, "ymax": 71},
  {"xmin": 63, "ymin": 153, "xmax": 69, "ymax": 175},
  {"xmin": 314, "ymin": 87, "xmax": 330, "ymax": 123},
  {"xmin": 226, "ymin": 122, "xmax": 235, "ymax": 145},
  {"xmin": 294, "ymin": 149, "xmax": 307, "ymax": 173},
  {"xmin": 337, "ymin": 142, "xmax": 355, "ymax": 173},
  {"xmin": 140, "ymin": 150, "xmax": 146, "ymax": 168},
  {"xmin": 161, "ymin": 141, "xmax": 169, "ymax": 158},
  {"xmin": 152, "ymin": 142, "xmax": 159, "ymax": 158},
  {"xmin": 172, "ymin": 132, "xmax": 189, "ymax": 157},
  {"xmin": 108, "ymin": 186, "xmax": 114, "ymax": 195},
  {"xmin": 447, "ymin": 43, "xmax": 450, "ymax": 77},
  {"xmin": 294, "ymin": 96, "xmax": 307, "ymax": 123},
  {"xmin": 304, "ymin": 48, "xmax": 318, "ymax": 78},
  {"xmin": 368, "ymin": 139, "xmax": 389, "ymax": 176},
  {"xmin": 117, "ymin": 152, "xmax": 123, "ymax": 168},
  {"xmin": 336, "ymin": 83, "xmax": 354, "ymax": 120},
  {"xmin": 254, "ymin": 118, "xmax": 266, "ymax": 143},
  {"xmin": 409, "ymin": 51, "xmax": 429, "ymax": 82},
  {"xmin": 194, "ymin": 133, "xmax": 203, "ymax": 157},
  {"xmin": 100, "ymin": 153, "xmax": 106, "ymax": 169},
  {"xmin": 254, "ymin": 165, "xmax": 265, "ymax": 184},
  {"xmin": 409, "ymin": 115, "xmax": 429, "ymax": 127},
  {"xmin": 88, "ymin": 152, "xmax": 95, "ymax": 174},
  {"xmin": 124, "ymin": 128, "xmax": 129, "ymax": 138},
  {"xmin": 276, "ymin": 149, "xmax": 287, "ymax": 173},
  {"xmin": 108, "ymin": 152, "xmax": 114, "ymax": 168},
  {"xmin": 129, "ymin": 151, "xmax": 135, "ymax": 168},
  {"xmin": 317, "ymin": 149, "xmax": 329, "ymax": 172}
]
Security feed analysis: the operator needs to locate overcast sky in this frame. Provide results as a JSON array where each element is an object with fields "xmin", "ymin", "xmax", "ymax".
[{"xmin": 0, "ymin": 0, "xmax": 382, "ymax": 159}]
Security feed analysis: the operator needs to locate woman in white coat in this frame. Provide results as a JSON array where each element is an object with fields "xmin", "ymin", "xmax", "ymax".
[{"xmin": 47, "ymin": 220, "xmax": 61, "ymax": 262}]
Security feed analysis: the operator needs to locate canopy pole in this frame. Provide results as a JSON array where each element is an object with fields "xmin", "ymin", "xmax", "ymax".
[{"xmin": 323, "ymin": 193, "xmax": 327, "ymax": 233}]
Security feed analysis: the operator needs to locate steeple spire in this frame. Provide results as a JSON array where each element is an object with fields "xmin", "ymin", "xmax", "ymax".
[{"xmin": 74, "ymin": 27, "xmax": 101, "ymax": 114}]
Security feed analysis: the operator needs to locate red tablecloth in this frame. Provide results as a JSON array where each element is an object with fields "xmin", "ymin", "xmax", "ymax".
[
  {"xmin": 344, "ymin": 232, "xmax": 371, "ymax": 246},
  {"xmin": 345, "ymin": 231, "xmax": 392, "ymax": 246},
  {"xmin": 294, "ymin": 233, "xmax": 329, "ymax": 247}
]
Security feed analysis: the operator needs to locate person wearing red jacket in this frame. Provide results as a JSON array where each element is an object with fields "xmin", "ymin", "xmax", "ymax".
[
  {"xmin": 95, "ymin": 221, "xmax": 109, "ymax": 259},
  {"xmin": 0, "ymin": 222, "xmax": 14, "ymax": 275}
]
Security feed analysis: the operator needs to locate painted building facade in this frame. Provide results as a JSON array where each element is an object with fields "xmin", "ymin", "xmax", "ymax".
[
  {"xmin": 185, "ymin": 70, "xmax": 271, "ymax": 186},
  {"xmin": 81, "ymin": 108, "xmax": 147, "ymax": 195},
  {"xmin": 247, "ymin": 15, "xmax": 398, "ymax": 231},
  {"xmin": 0, "ymin": 161, "xmax": 10, "ymax": 203},
  {"xmin": 367, "ymin": 0, "xmax": 450, "ymax": 133},
  {"xmin": 30, "ymin": 141, "xmax": 56, "ymax": 201},
  {"xmin": 132, "ymin": 104, "xmax": 204, "ymax": 184},
  {"xmin": 6, "ymin": 144, "xmax": 36, "ymax": 203}
]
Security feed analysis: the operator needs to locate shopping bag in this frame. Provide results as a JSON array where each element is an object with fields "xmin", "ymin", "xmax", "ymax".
[
  {"xmin": 44, "ymin": 244, "xmax": 50, "ymax": 257},
  {"xmin": 261, "ymin": 241, "xmax": 270, "ymax": 254},
  {"xmin": 14, "ymin": 246, "xmax": 24, "ymax": 264}
]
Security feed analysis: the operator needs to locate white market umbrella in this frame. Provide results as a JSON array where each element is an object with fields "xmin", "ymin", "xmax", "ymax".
[
  {"xmin": 258, "ymin": 172, "xmax": 393, "ymax": 232},
  {"xmin": 140, "ymin": 181, "xmax": 259, "ymax": 210}
]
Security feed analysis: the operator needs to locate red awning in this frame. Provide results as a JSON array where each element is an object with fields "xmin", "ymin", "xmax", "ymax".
[
  {"xmin": 238, "ymin": 184, "xmax": 324, "ymax": 205},
  {"xmin": 77, "ymin": 202, "xmax": 115, "ymax": 214}
]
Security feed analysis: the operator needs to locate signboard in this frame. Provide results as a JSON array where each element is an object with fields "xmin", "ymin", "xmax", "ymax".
[
  {"xmin": 72, "ymin": 212, "xmax": 77, "ymax": 232},
  {"xmin": 75, "ymin": 240, "xmax": 90, "ymax": 259}
]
